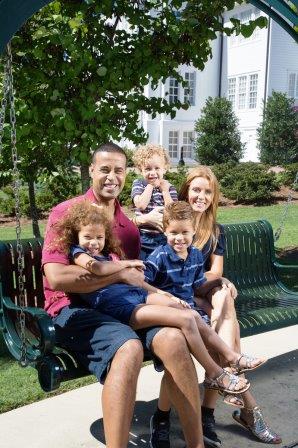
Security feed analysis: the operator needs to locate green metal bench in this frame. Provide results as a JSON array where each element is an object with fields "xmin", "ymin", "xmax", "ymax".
[{"xmin": 0, "ymin": 219, "xmax": 297, "ymax": 392}]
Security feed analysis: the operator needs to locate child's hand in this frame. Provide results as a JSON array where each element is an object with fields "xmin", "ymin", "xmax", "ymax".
[
  {"xmin": 221, "ymin": 278, "xmax": 238, "ymax": 300},
  {"xmin": 159, "ymin": 179, "xmax": 171, "ymax": 192},
  {"xmin": 170, "ymin": 296, "xmax": 191, "ymax": 309},
  {"xmin": 126, "ymin": 260, "xmax": 145, "ymax": 270}
]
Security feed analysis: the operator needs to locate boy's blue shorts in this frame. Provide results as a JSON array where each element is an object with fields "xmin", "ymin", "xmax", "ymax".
[{"xmin": 53, "ymin": 304, "xmax": 162, "ymax": 384}]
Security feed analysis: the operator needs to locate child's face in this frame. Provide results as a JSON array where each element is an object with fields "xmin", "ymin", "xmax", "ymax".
[
  {"xmin": 165, "ymin": 219, "xmax": 195, "ymax": 258},
  {"xmin": 188, "ymin": 177, "xmax": 213, "ymax": 215},
  {"xmin": 78, "ymin": 223, "xmax": 105, "ymax": 256},
  {"xmin": 141, "ymin": 154, "xmax": 166, "ymax": 186}
]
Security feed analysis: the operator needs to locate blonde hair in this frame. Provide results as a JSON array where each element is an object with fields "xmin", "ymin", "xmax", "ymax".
[
  {"xmin": 132, "ymin": 143, "xmax": 171, "ymax": 171},
  {"xmin": 163, "ymin": 201, "xmax": 195, "ymax": 230},
  {"xmin": 179, "ymin": 166, "xmax": 220, "ymax": 251},
  {"xmin": 52, "ymin": 200, "xmax": 124, "ymax": 258}
]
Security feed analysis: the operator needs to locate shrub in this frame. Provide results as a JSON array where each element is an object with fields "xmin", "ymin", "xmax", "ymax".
[
  {"xmin": 119, "ymin": 169, "xmax": 138, "ymax": 206},
  {"xmin": 217, "ymin": 163, "xmax": 279, "ymax": 204},
  {"xmin": 278, "ymin": 163, "xmax": 298, "ymax": 191},
  {"xmin": 195, "ymin": 97, "xmax": 244, "ymax": 164},
  {"xmin": 0, "ymin": 185, "xmax": 31, "ymax": 216},
  {"xmin": 258, "ymin": 92, "xmax": 298, "ymax": 165},
  {"xmin": 165, "ymin": 165, "xmax": 188, "ymax": 192}
]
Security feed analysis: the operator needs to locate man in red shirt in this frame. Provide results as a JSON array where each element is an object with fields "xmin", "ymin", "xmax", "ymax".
[{"xmin": 42, "ymin": 142, "xmax": 204, "ymax": 448}]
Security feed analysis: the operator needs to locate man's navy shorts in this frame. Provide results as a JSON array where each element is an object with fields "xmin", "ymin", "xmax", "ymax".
[{"xmin": 53, "ymin": 305, "xmax": 162, "ymax": 384}]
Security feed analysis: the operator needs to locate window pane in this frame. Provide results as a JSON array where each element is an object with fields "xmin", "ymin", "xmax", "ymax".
[
  {"xmin": 168, "ymin": 131, "xmax": 179, "ymax": 158},
  {"xmin": 228, "ymin": 77, "xmax": 236, "ymax": 108},
  {"xmin": 184, "ymin": 72, "xmax": 196, "ymax": 106},
  {"xmin": 182, "ymin": 131, "xmax": 194, "ymax": 158},
  {"xmin": 169, "ymin": 77, "xmax": 179, "ymax": 103},
  {"xmin": 249, "ymin": 73, "xmax": 258, "ymax": 109},
  {"xmin": 238, "ymin": 76, "xmax": 247, "ymax": 109}
]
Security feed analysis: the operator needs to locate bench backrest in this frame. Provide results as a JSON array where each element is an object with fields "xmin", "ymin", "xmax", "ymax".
[
  {"xmin": 223, "ymin": 220, "xmax": 277, "ymax": 288},
  {"xmin": 0, "ymin": 238, "xmax": 44, "ymax": 308},
  {"xmin": 0, "ymin": 220, "xmax": 278, "ymax": 308}
]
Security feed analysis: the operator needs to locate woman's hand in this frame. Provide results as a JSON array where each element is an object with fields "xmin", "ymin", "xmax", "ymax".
[{"xmin": 221, "ymin": 278, "xmax": 238, "ymax": 300}]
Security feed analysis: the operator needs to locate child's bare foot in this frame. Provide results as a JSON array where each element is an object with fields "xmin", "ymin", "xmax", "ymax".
[
  {"xmin": 204, "ymin": 369, "xmax": 250, "ymax": 394},
  {"xmin": 230, "ymin": 354, "xmax": 267, "ymax": 374}
]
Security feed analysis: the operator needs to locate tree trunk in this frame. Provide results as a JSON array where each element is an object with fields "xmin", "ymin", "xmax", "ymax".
[
  {"xmin": 28, "ymin": 179, "xmax": 41, "ymax": 238},
  {"xmin": 80, "ymin": 162, "xmax": 90, "ymax": 193}
]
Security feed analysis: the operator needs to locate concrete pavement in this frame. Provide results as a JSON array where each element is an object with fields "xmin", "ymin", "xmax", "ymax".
[{"xmin": 0, "ymin": 325, "xmax": 297, "ymax": 448}]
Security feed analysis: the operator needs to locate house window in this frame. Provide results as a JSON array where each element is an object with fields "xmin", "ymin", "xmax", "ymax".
[
  {"xmin": 168, "ymin": 131, "xmax": 179, "ymax": 158},
  {"xmin": 182, "ymin": 131, "xmax": 195, "ymax": 158},
  {"xmin": 288, "ymin": 73, "xmax": 298, "ymax": 98},
  {"xmin": 249, "ymin": 74, "xmax": 258, "ymax": 108},
  {"xmin": 229, "ymin": 7, "xmax": 261, "ymax": 46},
  {"xmin": 169, "ymin": 77, "xmax": 179, "ymax": 103},
  {"xmin": 228, "ymin": 77, "xmax": 236, "ymax": 108},
  {"xmin": 184, "ymin": 72, "xmax": 196, "ymax": 105},
  {"xmin": 238, "ymin": 76, "xmax": 247, "ymax": 109}
]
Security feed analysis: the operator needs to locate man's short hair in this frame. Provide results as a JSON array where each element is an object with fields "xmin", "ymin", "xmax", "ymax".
[
  {"xmin": 163, "ymin": 201, "xmax": 195, "ymax": 230},
  {"xmin": 92, "ymin": 142, "xmax": 127, "ymax": 163}
]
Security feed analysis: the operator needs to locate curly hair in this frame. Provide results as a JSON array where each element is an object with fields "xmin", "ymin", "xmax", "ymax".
[
  {"xmin": 52, "ymin": 200, "xmax": 124, "ymax": 258},
  {"xmin": 132, "ymin": 143, "xmax": 171, "ymax": 171},
  {"xmin": 163, "ymin": 201, "xmax": 195, "ymax": 230}
]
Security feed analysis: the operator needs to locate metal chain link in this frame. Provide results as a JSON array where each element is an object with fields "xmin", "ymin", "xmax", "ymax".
[
  {"xmin": 274, "ymin": 171, "xmax": 298, "ymax": 242},
  {"xmin": 1, "ymin": 43, "xmax": 28, "ymax": 366}
]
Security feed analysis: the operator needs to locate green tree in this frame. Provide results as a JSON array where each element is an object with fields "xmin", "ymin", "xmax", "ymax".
[
  {"xmin": 195, "ymin": 97, "xmax": 244, "ymax": 164},
  {"xmin": 257, "ymin": 91, "xmax": 298, "ymax": 165},
  {"xmin": 0, "ymin": 0, "xmax": 266, "ymax": 234}
]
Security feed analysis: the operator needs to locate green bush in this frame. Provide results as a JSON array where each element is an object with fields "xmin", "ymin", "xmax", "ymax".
[
  {"xmin": 123, "ymin": 148, "xmax": 135, "ymax": 168},
  {"xmin": 216, "ymin": 163, "xmax": 279, "ymax": 204},
  {"xmin": 0, "ymin": 185, "xmax": 31, "ymax": 216},
  {"xmin": 119, "ymin": 169, "xmax": 138, "ymax": 206},
  {"xmin": 165, "ymin": 165, "xmax": 188, "ymax": 192},
  {"xmin": 278, "ymin": 163, "xmax": 298, "ymax": 191}
]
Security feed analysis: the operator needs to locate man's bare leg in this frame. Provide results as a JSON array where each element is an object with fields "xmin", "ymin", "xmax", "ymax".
[
  {"xmin": 102, "ymin": 339, "xmax": 143, "ymax": 448},
  {"xmin": 151, "ymin": 327, "xmax": 204, "ymax": 448}
]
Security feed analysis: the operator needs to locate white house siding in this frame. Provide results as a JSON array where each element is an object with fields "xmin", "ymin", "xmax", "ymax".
[
  {"xmin": 267, "ymin": 19, "xmax": 298, "ymax": 106},
  {"xmin": 221, "ymin": 5, "xmax": 269, "ymax": 161}
]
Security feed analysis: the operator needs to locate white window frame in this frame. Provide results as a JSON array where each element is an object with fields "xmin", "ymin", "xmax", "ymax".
[
  {"xmin": 229, "ymin": 7, "xmax": 261, "ymax": 47},
  {"xmin": 182, "ymin": 131, "xmax": 195, "ymax": 158},
  {"xmin": 168, "ymin": 130, "xmax": 179, "ymax": 159},
  {"xmin": 228, "ymin": 73, "xmax": 258, "ymax": 110},
  {"xmin": 169, "ymin": 77, "xmax": 179, "ymax": 103},
  {"xmin": 184, "ymin": 72, "xmax": 196, "ymax": 106}
]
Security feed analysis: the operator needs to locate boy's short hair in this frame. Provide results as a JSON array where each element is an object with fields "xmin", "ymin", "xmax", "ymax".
[
  {"xmin": 132, "ymin": 143, "xmax": 171, "ymax": 170},
  {"xmin": 163, "ymin": 201, "xmax": 195, "ymax": 230}
]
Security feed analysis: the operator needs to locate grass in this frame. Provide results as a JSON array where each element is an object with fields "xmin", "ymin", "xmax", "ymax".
[{"xmin": 0, "ymin": 203, "xmax": 297, "ymax": 414}]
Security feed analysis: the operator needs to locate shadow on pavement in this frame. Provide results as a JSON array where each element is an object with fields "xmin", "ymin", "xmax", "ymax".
[{"xmin": 90, "ymin": 349, "xmax": 298, "ymax": 447}]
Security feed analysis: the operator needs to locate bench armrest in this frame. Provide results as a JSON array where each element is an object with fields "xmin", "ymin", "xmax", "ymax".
[{"xmin": 1, "ymin": 295, "xmax": 56, "ymax": 364}]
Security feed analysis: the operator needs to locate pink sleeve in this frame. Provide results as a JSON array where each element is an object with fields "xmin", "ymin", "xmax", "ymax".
[{"xmin": 109, "ymin": 253, "xmax": 121, "ymax": 262}]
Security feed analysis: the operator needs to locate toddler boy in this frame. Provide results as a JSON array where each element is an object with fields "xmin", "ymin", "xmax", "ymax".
[{"xmin": 131, "ymin": 144, "xmax": 178, "ymax": 259}]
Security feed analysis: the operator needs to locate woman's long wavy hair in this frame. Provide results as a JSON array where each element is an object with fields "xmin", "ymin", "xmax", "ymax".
[
  {"xmin": 179, "ymin": 166, "xmax": 220, "ymax": 251},
  {"xmin": 52, "ymin": 199, "xmax": 124, "ymax": 258}
]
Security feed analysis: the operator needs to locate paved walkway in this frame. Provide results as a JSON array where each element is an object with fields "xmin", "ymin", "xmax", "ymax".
[{"xmin": 1, "ymin": 325, "xmax": 297, "ymax": 448}]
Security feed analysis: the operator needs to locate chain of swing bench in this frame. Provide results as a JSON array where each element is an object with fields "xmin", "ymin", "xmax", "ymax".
[{"xmin": 0, "ymin": 43, "xmax": 28, "ymax": 366}]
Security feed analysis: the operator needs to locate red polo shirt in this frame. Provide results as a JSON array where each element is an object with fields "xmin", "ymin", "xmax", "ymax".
[{"xmin": 42, "ymin": 188, "xmax": 141, "ymax": 317}]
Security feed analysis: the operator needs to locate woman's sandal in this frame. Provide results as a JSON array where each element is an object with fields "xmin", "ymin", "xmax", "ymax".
[
  {"xmin": 230, "ymin": 354, "xmax": 267, "ymax": 375},
  {"xmin": 204, "ymin": 369, "xmax": 250, "ymax": 394},
  {"xmin": 232, "ymin": 407, "xmax": 282, "ymax": 444},
  {"xmin": 219, "ymin": 391, "xmax": 244, "ymax": 408}
]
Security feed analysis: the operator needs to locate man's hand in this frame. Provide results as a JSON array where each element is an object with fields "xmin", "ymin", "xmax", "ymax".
[
  {"xmin": 170, "ymin": 295, "xmax": 192, "ymax": 309},
  {"xmin": 121, "ymin": 260, "xmax": 145, "ymax": 270},
  {"xmin": 119, "ymin": 267, "xmax": 145, "ymax": 287},
  {"xmin": 138, "ymin": 206, "xmax": 164, "ymax": 232}
]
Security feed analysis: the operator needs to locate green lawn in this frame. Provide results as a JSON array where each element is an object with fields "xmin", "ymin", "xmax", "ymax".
[{"xmin": 0, "ymin": 204, "xmax": 297, "ymax": 414}]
